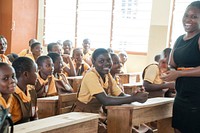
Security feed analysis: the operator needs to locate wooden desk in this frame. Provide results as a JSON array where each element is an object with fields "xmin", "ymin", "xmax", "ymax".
[
  {"xmin": 37, "ymin": 96, "xmax": 58, "ymax": 118},
  {"xmin": 118, "ymin": 72, "xmax": 142, "ymax": 84},
  {"xmin": 14, "ymin": 112, "xmax": 99, "ymax": 133},
  {"xmin": 107, "ymin": 97, "xmax": 174, "ymax": 133},
  {"xmin": 123, "ymin": 82, "xmax": 143, "ymax": 94},
  {"xmin": 67, "ymin": 76, "xmax": 83, "ymax": 92}
]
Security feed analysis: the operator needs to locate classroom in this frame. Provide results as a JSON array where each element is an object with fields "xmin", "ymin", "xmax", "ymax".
[{"xmin": 0, "ymin": 0, "xmax": 199, "ymax": 133}]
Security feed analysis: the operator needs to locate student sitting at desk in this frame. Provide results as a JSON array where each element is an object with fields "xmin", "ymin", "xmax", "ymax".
[
  {"xmin": 48, "ymin": 53, "xmax": 74, "ymax": 93},
  {"xmin": 110, "ymin": 53, "xmax": 124, "ymax": 91},
  {"xmin": 118, "ymin": 50, "xmax": 128, "ymax": 73},
  {"xmin": 25, "ymin": 41, "xmax": 43, "ymax": 62},
  {"xmin": 62, "ymin": 40, "xmax": 73, "ymax": 56},
  {"xmin": 35, "ymin": 56, "xmax": 57, "ymax": 98},
  {"xmin": 72, "ymin": 48, "xmax": 90, "ymax": 76},
  {"xmin": 11, "ymin": 57, "xmax": 38, "ymax": 124},
  {"xmin": 110, "ymin": 53, "xmax": 152, "ymax": 133},
  {"xmin": 0, "ymin": 63, "xmax": 17, "ymax": 111},
  {"xmin": 82, "ymin": 38, "xmax": 93, "ymax": 66},
  {"xmin": 0, "ymin": 35, "xmax": 11, "ymax": 64},
  {"xmin": 73, "ymin": 48, "xmax": 148, "ymax": 133},
  {"xmin": 47, "ymin": 42, "xmax": 76, "ymax": 76},
  {"xmin": 18, "ymin": 39, "xmax": 38, "ymax": 57},
  {"xmin": 142, "ymin": 48, "xmax": 175, "ymax": 98}
]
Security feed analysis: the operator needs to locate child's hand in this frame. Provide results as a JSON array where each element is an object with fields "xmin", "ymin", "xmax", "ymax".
[{"xmin": 134, "ymin": 92, "xmax": 148, "ymax": 103}]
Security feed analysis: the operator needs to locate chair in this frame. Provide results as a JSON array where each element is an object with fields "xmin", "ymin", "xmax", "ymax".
[{"xmin": 57, "ymin": 93, "xmax": 77, "ymax": 114}]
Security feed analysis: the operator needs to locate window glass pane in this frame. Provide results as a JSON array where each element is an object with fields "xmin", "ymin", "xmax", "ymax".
[
  {"xmin": 112, "ymin": 0, "xmax": 152, "ymax": 52},
  {"xmin": 44, "ymin": 0, "xmax": 152, "ymax": 53},
  {"xmin": 45, "ymin": 0, "xmax": 76, "ymax": 44},
  {"xmin": 76, "ymin": 0, "xmax": 112, "ymax": 48}
]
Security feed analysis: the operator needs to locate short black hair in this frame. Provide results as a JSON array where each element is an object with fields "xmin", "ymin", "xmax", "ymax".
[
  {"xmin": 47, "ymin": 43, "xmax": 58, "ymax": 52},
  {"xmin": 36, "ymin": 55, "xmax": 51, "ymax": 67},
  {"xmin": 72, "ymin": 48, "xmax": 82, "ymax": 58},
  {"xmin": 188, "ymin": 1, "xmax": 200, "ymax": 10},
  {"xmin": 12, "ymin": 57, "xmax": 35, "ymax": 78},
  {"xmin": 31, "ymin": 42, "xmax": 41, "ymax": 50},
  {"xmin": 47, "ymin": 53, "xmax": 60, "ymax": 63},
  {"xmin": 92, "ymin": 48, "xmax": 109, "ymax": 63}
]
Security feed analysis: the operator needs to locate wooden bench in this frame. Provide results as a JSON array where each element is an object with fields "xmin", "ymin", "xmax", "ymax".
[
  {"xmin": 106, "ymin": 97, "xmax": 174, "ymax": 133},
  {"xmin": 57, "ymin": 93, "xmax": 77, "ymax": 114},
  {"xmin": 37, "ymin": 93, "xmax": 77, "ymax": 118},
  {"xmin": 37, "ymin": 96, "xmax": 58, "ymax": 118},
  {"xmin": 14, "ymin": 112, "xmax": 99, "ymax": 133}
]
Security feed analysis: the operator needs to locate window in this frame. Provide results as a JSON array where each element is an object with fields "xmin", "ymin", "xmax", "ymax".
[
  {"xmin": 170, "ymin": 0, "xmax": 194, "ymax": 48},
  {"xmin": 44, "ymin": 0, "xmax": 76, "ymax": 43},
  {"xmin": 44, "ymin": 0, "xmax": 152, "ymax": 53}
]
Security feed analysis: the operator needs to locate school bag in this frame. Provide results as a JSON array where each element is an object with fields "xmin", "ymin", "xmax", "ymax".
[{"xmin": 0, "ymin": 105, "xmax": 13, "ymax": 133}]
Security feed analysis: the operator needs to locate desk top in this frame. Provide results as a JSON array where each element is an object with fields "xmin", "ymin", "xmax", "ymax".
[
  {"xmin": 37, "ymin": 96, "xmax": 58, "ymax": 102},
  {"xmin": 107, "ymin": 97, "xmax": 174, "ymax": 110},
  {"xmin": 66, "ymin": 76, "xmax": 83, "ymax": 79},
  {"xmin": 123, "ymin": 82, "xmax": 143, "ymax": 87},
  {"xmin": 14, "ymin": 112, "xmax": 99, "ymax": 133},
  {"xmin": 118, "ymin": 72, "xmax": 142, "ymax": 76}
]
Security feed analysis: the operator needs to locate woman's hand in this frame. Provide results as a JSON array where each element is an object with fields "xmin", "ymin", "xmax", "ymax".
[{"xmin": 161, "ymin": 70, "xmax": 180, "ymax": 82}]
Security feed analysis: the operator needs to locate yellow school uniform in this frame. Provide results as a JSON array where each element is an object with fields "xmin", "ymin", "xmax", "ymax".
[
  {"xmin": 18, "ymin": 49, "xmax": 30, "ymax": 57},
  {"xmin": 0, "ymin": 54, "xmax": 11, "ymax": 64},
  {"xmin": 0, "ymin": 94, "xmax": 13, "ymax": 109},
  {"xmin": 143, "ymin": 64, "xmax": 163, "ymax": 84},
  {"xmin": 73, "ymin": 60, "xmax": 90, "ymax": 76},
  {"xmin": 78, "ymin": 68, "xmax": 122, "ymax": 104},
  {"xmin": 83, "ymin": 50, "xmax": 93, "ymax": 60},
  {"xmin": 25, "ymin": 53, "xmax": 36, "ymax": 62},
  {"xmin": 54, "ymin": 73, "xmax": 73, "ymax": 93},
  {"xmin": 36, "ymin": 74, "xmax": 57, "ymax": 97},
  {"xmin": 10, "ymin": 86, "xmax": 32, "ymax": 123}
]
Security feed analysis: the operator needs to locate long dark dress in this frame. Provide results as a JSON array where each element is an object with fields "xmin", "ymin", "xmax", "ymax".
[{"xmin": 172, "ymin": 33, "xmax": 200, "ymax": 133}]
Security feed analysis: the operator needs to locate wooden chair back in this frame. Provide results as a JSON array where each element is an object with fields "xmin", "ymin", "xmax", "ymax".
[{"xmin": 57, "ymin": 93, "xmax": 77, "ymax": 114}]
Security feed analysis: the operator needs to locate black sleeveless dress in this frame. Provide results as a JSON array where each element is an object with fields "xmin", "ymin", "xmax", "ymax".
[{"xmin": 172, "ymin": 33, "xmax": 200, "ymax": 133}]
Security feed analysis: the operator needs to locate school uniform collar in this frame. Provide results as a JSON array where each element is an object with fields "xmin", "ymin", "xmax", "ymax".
[
  {"xmin": 0, "ymin": 93, "xmax": 13, "ymax": 109},
  {"xmin": 15, "ymin": 86, "xmax": 31, "ymax": 102},
  {"xmin": 91, "ymin": 68, "xmax": 110, "ymax": 88}
]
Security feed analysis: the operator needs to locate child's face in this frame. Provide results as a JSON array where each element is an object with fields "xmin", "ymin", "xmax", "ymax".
[
  {"xmin": 52, "ymin": 45, "xmax": 62, "ymax": 55},
  {"xmin": 159, "ymin": 58, "xmax": 168, "ymax": 72},
  {"xmin": 82, "ymin": 40, "xmax": 90, "ymax": 51},
  {"xmin": 0, "ymin": 65, "xmax": 17, "ymax": 95},
  {"xmin": 63, "ymin": 43, "xmax": 72, "ymax": 55},
  {"xmin": 39, "ymin": 58, "xmax": 54, "ymax": 77},
  {"xmin": 27, "ymin": 63, "xmax": 38, "ymax": 85},
  {"xmin": 73, "ymin": 50, "xmax": 83, "ymax": 65},
  {"xmin": 119, "ymin": 54, "xmax": 127, "ymax": 64},
  {"xmin": 111, "ymin": 55, "xmax": 122, "ymax": 75},
  {"xmin": 93, "ymin": 53, "xmax": 113, "ymax": 76},
  {"xmin": 54, "ymin": 56, "xmax": 63, "ymax": 73},
  {"xmin": 0, "ymin": 37, "xmax": 7, "ymax": 54},
  {"xmin": 31, "ymin": 44, "xmax": 43, "ymax": 57}
]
